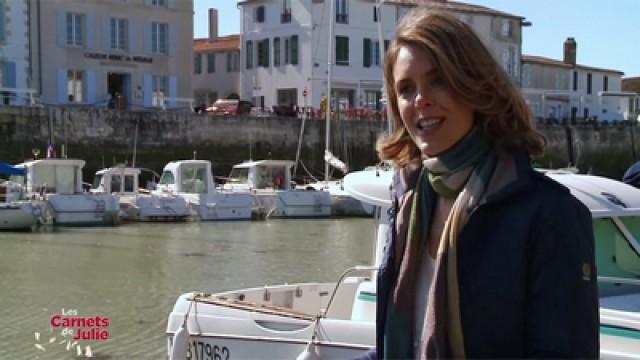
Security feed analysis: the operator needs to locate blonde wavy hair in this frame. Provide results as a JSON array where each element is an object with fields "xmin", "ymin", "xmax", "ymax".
[{"xmin": 378, "ymin": 8, "xmax": 545, "ymax": 167}]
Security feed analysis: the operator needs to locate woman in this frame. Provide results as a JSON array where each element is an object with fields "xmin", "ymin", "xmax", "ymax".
[{"xmin": 369, "ymin": 8, "xmax": 599, "ymax": 359}]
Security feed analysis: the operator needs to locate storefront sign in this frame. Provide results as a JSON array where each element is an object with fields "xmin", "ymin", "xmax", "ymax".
[{"xmin": 84, "ymin": 52, "xmax": 152, "ymax": 64}]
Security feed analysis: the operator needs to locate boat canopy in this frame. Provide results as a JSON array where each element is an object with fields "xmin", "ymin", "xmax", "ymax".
[
  {"xmin": 0, "ymin": 162, "xmax": 25, "ymax": 176},
  {"xmin": 344, "ymin": 168, "xmax": 640, "ymax": 218}
]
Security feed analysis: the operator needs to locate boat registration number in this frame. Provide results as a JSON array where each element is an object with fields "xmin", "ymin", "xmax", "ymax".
[{"xmin": 186, "ymin": 341, "xmax": 230, "ymax": 360}]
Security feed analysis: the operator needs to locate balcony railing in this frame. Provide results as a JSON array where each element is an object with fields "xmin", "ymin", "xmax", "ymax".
[
  {"xmin": 336, "ymin": 13, "xmax": 348, "ymax": 24},
  {"xmin": 281, "ymin": 11, "xmax": 292, "ymax": 23}
]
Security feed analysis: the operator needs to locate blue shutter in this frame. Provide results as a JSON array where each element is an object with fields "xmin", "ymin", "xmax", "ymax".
[
  {"xmin": 0, "ymin": 6, "xmax": 5, "ymax": 43},
  {"xmin": 6, "ymin": 62, "xmax": 16, "ymax": 88},
  {"xmin": 102, "ymin": 16, "xmax": 110, "ymax": 49},
  {"xmin": 143, "ymin": 74, "xmax": 152, "ymax": 107},
  {"xmin": 128, "ymin": 20, "xmax": 136, "ymax": 52},
  {"xmin": 57, "ymin": 10, "xmax": 66, "ymax": 48},
  {"xmin": 86, "ymin": 15, "xmax": 96, "ymax": 49},
  {"xmin": 168, "ymin": 24, "xmax": 176, "ymax": 57},
  {"xmin": 143, "ymin": 22, "xmax": 151, "ymax": 54},
  {"xmin": 168, "ymin": 76, "xmax": 177, "ymax": 108},
  {"xmin": 86, "ymin": 70, "xmax": 96, "ymax": 104},
  {"xmin": 58, "ymin": 68, "xmax": 67, "ymax": 103}
]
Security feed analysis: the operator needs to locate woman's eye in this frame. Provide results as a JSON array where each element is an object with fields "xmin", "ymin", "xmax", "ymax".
[{"xmin": 397, "ymin": 84, "xmax": 415, "ymax": 96}]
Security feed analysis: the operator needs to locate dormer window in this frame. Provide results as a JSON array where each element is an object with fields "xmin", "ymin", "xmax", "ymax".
[{"xmin": 281, "ymin": 0, "xmax": 292, "ymax": 23}]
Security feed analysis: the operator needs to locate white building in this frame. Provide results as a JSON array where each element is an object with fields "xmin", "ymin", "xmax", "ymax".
[
  {"xmin": 521, "ymin": 37, "xmax": 631, "ymax": 122},
  {"xmin": 0, "ymin": 0, "xmax": 31, "ymax": 104},
  {"xmin": 238, "ymin": 0, "xmax": 525, "ymax": 111},
  {"xmin": 192, "ymin": 9, "xmax": 241, "ymax": 107},
  {"xmin": 29, "ymin": 0, "xmax": 193, "ymax": 110}
]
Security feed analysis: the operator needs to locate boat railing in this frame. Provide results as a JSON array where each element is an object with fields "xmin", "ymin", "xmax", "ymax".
[{"xmin": 599, "ymin": 276, "xmax": 640, "ymax": 287}]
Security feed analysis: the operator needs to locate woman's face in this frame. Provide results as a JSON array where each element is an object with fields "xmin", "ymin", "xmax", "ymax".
[{"xmin": 392, "ymin": 44, "xmax": 474, "ymax": 157}]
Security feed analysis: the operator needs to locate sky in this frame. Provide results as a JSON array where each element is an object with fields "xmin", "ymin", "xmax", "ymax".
[{"xmin": 193, "ymin": 0, "xmax": 640, "ymax": 78}]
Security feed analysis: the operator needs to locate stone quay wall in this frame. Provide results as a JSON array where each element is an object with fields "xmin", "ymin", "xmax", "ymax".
[{"xmin": 0, "ymin": 106, "xmax": 638, "ymax": 181}]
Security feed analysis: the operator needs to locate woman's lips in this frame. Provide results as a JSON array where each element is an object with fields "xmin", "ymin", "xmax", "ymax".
[{"xmin": 416, "ymin": 116, "xmax": 444, "ymax": 136}]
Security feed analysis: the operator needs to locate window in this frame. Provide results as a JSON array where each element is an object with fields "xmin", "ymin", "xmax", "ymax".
[
  {"xmin": 284, "ymin": 38, "xmax": 290, "ymax": 64},
  {"xmin": 363, "ymin": 38, "xmax": 380, "ymax": 68},
  {"xmin": 365, "ymin": 91, "xmax": 381, "ymax": 110},
  {"xmin": 373, "ymin": 6, "xmax": 378, "ymax": 22},
  {"xmin": 124, "ymin": 175, "xmax": 135, "ymax": 193},
  {"xmin": 152, "ymin": 75, "xmax": 167, "ymax": 107},
  {"xmin": 110, "ymin": 175, "xmax": 122, "ymax": 193},
  {"xmin": 257, "ymin": 39, "xmax": 269, "ymax": 67},
  {"xmin": 522, "ymin": 64, "xmax": 530, "ymax": 87},
  {"xmin": 226, "ymin": 52, "xmax": 232, "ymax": 72},
  {"xmin": 281, "ymin": 0, "xmax": 292, "ymax": 23},
  {"xmin": 603, "ymin": 76, "xmax": 608, "ymax": 92},
  {"xmin": 290, "ymin": 35, "xmax": 298, "ymax": 65},
  {"xmin": 255, "ymin": 6, "xmax": 265, "ymax": 23},
  {"xmin": 274, "ymin": 37, "xmax": 281, "ymax": 66},
  {"xmin": 573, "ymin": 71, "xmax": 578, "ymax": 91},
  {"xmin": 587, "ymin": 73, "xmax": 592, "ymax": 94},
  {"xmin": 336, "ymin": 0, "xmax": 348, "ymax": 23},
  {"xmin": 336, "ymin": 36, "xmax": 349, "ymax": 66},
  {"xmin": 233, "ymin": 53, "xmax": 240, "ymax": 71},
  {"xmin": 194, "ymin": 54, "xmax": 201, "ymax": 74},
  {"xmin": 151, "ymin": 0, "xmax": 167, "ymax": 6},
  {"xmin": 207, "ymin": 53, "xmax": 215, "ymax": 73},
  {"xmin": 151, "ymin": 22, "xmax": 168, "ymax": 54},
  {"xmin": 66, "ymin": 13, "xmax": 84, "ymax": 46},
  {"xmin": 159, "ymin": 171, "xmax": 174, "ymax": 185},
  {"xmin": 67, "ymin": 70, "xmax": 84, "ymax": 103},
  {"xmin": 246, "ymin": 40, "xmax": 253, "ymax": 69},
  {"xmin": 110, "ymin": 18, "xmax": 127, "ymax": 50},
  {"xmin": 500, "ymin": 19, "xmax": 513, "ymax": 38},
  {"xmin": 502, "ymin": 47, "xmax": 516, "ymax": 79}
]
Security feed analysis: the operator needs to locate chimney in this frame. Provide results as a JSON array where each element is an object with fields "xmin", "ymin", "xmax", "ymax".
[
  {"xmin": 563, "ymin": 37, "xmax": 576, "ymax": 66},
  {"xmin": 209, "ymin": 8, "xmax": 218, "ymax": 42}
]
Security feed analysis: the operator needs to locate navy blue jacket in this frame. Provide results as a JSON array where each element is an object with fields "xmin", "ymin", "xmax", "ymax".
[{"xmin": 362, "ymin": 154, "xmax": 599, "ymax": 359}]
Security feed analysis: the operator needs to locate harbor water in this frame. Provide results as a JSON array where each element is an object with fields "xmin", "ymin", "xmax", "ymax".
[{"xmin": 0, "ymin": 219, "xmax": 374, "ymax": 359}]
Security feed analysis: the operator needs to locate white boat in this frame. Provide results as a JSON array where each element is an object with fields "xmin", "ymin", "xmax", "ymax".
[
  {"xmin": 92, "ymin": 166, "xmax": 190, "ymax": 222},
  {"xmin": 224, "ymin": 160, "xmax": 331, "ymax": 218},
  {"xmin": 0, "ymin": 164, "xmax": 38, "ymax": 230},
  {"xmin": 12, "ymin": 159, "xmax": 120, "ymax": 226},
  {"xmin": 156, "ymin": 160, "xmax": 252, "ymax": 221},
  {"xmin": 301, "ymin": 179, "xmax": 374, "ymax": 217},
  {"xmin": 167, "ymin": 167, "xmax": 640, "ymax": 359}
]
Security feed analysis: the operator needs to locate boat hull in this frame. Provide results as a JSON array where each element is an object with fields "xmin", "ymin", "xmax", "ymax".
[
  {"xmin": 46, "ymin": 193, "xmax": 120, "ymax": 226},
  {"xmin": 0, "ymin": 202, "xmax": 35, "ymax": 230}
]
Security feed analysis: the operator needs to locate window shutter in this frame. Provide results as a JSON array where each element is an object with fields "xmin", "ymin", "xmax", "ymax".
[
  {"xmin": 101, "ymin": 17, "xmax": 110, "ymax": 49},
  {"xmin": 0, "ymin": 6, "xmax": 5, "ymax": 43},
  {"xmin": 291, "ymin": 35, "xmax": 298, "ymax": 65},
  {"xmin": 143, "ymin": 23, "xmax": 152, "ymax": 54},
  {"xmin": 264, "ymin": 39, "xmax": 270, "ymax": 67},
  {"xmin": 169, "ymin": 76, "xmax": 177, "ymax": 107},
  {"xmin": 6, "ymin": 61, "xmax": 16, "ymax": 88},
  {"xmin": 363, "ymin": 38, "xmax": 371, "ymax": 67},
  {"xmin": 86, "ymin": 70, "xmax": 96, "ymax": 104},
  {"xmin": 57, "ymin": 68, "xmax": 67, "ymax": 103},
  {"xmin": 86, "ymin": 15, "xmax": 96, "ymax": 49},
  {"xmin": 168, "ymin": 24, "xmax": 176, "ymax": 56},
  {"xmin": 57, "ymin": 10, "xmax": 66, "ymax": 48},
  {"xmin": 128, "ymin": 20, "xmax": 136, "ymax": 52},
  {"xmin": 143, "ymin": 74, "xmax": 152, "ymax": 107}
]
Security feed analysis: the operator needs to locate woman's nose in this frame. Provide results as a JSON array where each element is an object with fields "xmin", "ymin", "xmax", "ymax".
[{"xmin": 414, "ymin": 87, "xmax": 432, "ymax": 108}]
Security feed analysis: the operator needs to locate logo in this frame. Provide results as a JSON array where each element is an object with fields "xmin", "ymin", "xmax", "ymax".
[{"xmin": 33, "ymin": 308, "xmax": 110, "ymax": 358}]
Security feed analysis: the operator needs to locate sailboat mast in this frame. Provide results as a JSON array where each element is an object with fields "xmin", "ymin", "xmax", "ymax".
[
  {"xmin": 325, "ymin": 0, "xmax": 335, "ymax": 183},
  {"xmin": 376, "ymin": 0, "xmax": 392, "ymax": 134}
]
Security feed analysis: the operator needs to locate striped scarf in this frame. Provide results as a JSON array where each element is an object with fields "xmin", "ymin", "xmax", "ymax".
[{"xmin": 384, "ymin": 127, "xmax": 497, "ymax": 359}]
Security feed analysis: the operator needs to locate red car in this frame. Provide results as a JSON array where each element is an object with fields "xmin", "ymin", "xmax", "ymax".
[{"xmin": 206, "ymin": 99, "xmax": 253, "ymax": 115}]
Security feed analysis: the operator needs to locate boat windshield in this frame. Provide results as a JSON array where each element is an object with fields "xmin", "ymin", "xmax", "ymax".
[
  {"xmin": 228, "ymin": 168, "xmax": 249, "ymax": 184},
  {"xmin": 92, "ymin": 174, "xmax": 103, "ymax": 190},
  {"xmin": 179, "ymin": 164, "xmax": 208, "ymax": 194},
  {"xmin": 595, "ymin": 216, "xmax": 640, "ymax": 312},
  {"xmin": 159, "ymin": 171, "xmax": 175, "ymax": 186}
]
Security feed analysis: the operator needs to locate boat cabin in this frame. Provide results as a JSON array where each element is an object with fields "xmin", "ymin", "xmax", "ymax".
[
  {"xmin": 92, "ymin": 167, "xmax": 141, "ymax": 194},
  {"xmin": 11, "ymin": 159, "xmax": 85, "ymax": 194},
  {"xmin": 157, "ymin": 160, "xmax": 215, "ymax": 194},
  {"xmin": 228, "ymin": 160, "xmax": 293, "ymax": 190}
]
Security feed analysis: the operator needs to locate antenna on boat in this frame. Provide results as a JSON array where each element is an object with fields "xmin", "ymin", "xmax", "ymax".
[
  {"xmin": 132, "ymin": 116, "xmax": 139, "ymax": 168},
  {"xmin": 324, "ymin": 0, "xmax": 335, "ymax": 184}
]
